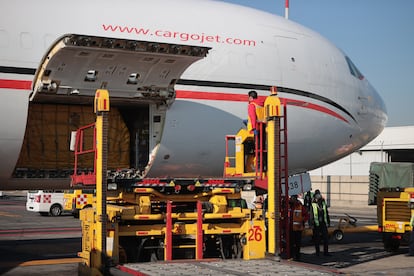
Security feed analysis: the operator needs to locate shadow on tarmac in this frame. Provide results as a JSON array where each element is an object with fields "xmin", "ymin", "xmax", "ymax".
[{"xmin": 0, "ymin": 238, "xmax": 80, "ymax": 275}]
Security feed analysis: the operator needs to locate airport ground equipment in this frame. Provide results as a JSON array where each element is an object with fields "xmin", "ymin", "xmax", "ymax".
[
  {"xmin": 75, "ymin": 89, "xmax": 292, "ymax": 275},
  {"xmin": 304, "ymin": 213, "xmax": 360, "ymax": 241},
  {"xmin": 368, "ymin": 162, "xmax": 414, "ymax": 251},
  {"xmin": 376, "ymin": 188, "xmax": 414, "ymax": 251},
  {"xmin": 331, "ymin": 214, "xmax": 358, "ymax": 241},
  {"xmin": 302, "ymin": 213, "xmax": 377, "ymax": 241},
  {"xmin": 63, "ymin": 189, "xmax": 95, "ymax": 218},
  {"xmin": 26, "ymin": 190, "xmax": 65, "ymax": 216},
  {"xmin": 320, "ymin": 214, "xmax": 378, "ymax": 241}
]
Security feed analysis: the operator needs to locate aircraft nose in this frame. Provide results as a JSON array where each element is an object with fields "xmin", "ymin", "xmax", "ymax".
[
  {"xmin": 359, "ymin": 81, "xmax": 388, "ymax": 134},
  {"xmin": 370, "ymin": 82, "xmax": 387, "ymax": 124}
]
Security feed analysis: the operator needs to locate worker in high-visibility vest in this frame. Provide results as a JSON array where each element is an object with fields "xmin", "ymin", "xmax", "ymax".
[
  {"xmin": 303, "ymin": 189, "xmax": 314, "ymax": 226},
  {"xmin": 309, "ymin": 191, "xmax": 331, "ymax": 257},
  {"xmin": 289, "ymin": 195, "xmax": 309, "ymax": 261}
]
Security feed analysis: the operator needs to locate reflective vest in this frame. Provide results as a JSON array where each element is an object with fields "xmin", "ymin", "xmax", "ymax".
[
  {"xmin": 247, "ymin": 102, "xmax": 265, "ymax": 131},
  {"xmin": 253, "ymin": 103, "xmax": 265, "ymax": 122},
  {"xmin": 410, "ymin": 212, "xmax": 414, "ymax": 229},
  {"xmin": 292, "ymin": 204, "xmax": 304, "ymax": 231},
  {"xmin": 311, "ymin": 201, "xmax": 328, "ymax": 227}
]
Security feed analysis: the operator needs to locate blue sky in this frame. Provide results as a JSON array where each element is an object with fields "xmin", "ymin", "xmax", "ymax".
[{"xmin": 222, "ymin": 0, "xmax": 414, "ymax": 127}]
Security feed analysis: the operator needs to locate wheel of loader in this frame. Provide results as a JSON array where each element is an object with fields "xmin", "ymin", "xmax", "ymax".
[
  {"xmin": 218, "ymin": 235, "xmax": 243, "ymax": 259},
  {"xmin": 231, "ymin": 237, "xmax": 243, "ymax": 258},
  {"xmin": 136, "ymin": 238, "xmax": 164, "ymax": 262},
  {"xmin": 151, "ymin": 240, "xmax": 165, "ymax": 261},
  {"xmin": 120, "ymin": 237, "xmax": 139, "ymax": 262},
  {"xmin": 333, "ymin": 229, "xmax": 344, "ymax": 241},
  {"xmin": 118, "ymin": 246, "xmax": 128, "ymax": 264},
  {"xmin": 383, "ymin": 236, "xmax": 400, "ymax": 252}
]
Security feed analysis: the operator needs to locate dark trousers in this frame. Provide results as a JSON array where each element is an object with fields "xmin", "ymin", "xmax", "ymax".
[
  {"xmin": 409, "ymin": 230, "xmax": 414, "ymax": 256},
  {"xmin": 291, "ymin": 230, "xmax": 303, "ymax": 260},
  {"xmin": 313, "ymin": 223, "xmax": 329, "ymax": 255}
]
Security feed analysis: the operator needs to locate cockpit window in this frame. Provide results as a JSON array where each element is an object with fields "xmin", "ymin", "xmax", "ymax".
[{"xmin": 345, "ymin": 56, "xmax": 364, "ymax": 80}]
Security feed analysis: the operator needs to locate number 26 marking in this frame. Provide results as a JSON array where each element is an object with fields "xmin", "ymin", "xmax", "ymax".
[{"xmin": 248, "ymin": 225, "xmax": 263, "ymax": 241}]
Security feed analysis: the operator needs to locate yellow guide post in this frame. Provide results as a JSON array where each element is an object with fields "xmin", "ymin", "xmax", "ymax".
[
  {"xmin": 94, "ymin": 89, "xmax": 110, "ymax": 274},
  {"xmin": 264, "ymin": 89, "xmax": 281, "ymax": 256}
]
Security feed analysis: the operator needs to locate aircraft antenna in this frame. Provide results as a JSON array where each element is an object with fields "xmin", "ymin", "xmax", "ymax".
[{"xmin": 285, "ymin": 0, "xmax": 289, "ymax": 19}]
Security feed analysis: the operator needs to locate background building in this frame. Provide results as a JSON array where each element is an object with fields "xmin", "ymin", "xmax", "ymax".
[{"xmin": 309, "ymin": 126, "xmax": 414, "ymax": 207}]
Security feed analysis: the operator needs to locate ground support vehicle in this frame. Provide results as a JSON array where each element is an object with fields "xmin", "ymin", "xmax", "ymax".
[
  {"xmin": 74, "ymin": 89, "xmax": 306, "ymax": 275},
  {"xmin": 75, "ymin": 122, "xmax": 274, "ymax": 272},
  {"xmin": 369, "ymin": 162, "xmax": 414, "ymax": 251},
  {"xmin": 376, "ymin": 188, "xmax": 414, "ymax": 251},
  {"xmin": 63, "ymin": 189, "xmax": 95, "ymax": 218},
  {"xmin": 78, "ymin": 180, "xmax": 267, "ymax": 266},
  {"xmin": 26, "ymin": 190, "xmax": 65, "ymax": 216},
  {"xmin": 302, "ymin": 213, "xmax": 377, "ymax": 241},
  {"xmin": 330, "ymin": 213, "xmax": 377, "ymax": 241}
]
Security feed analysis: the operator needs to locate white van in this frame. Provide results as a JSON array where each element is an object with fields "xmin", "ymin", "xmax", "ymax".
[{"xmin": 26, "ymin": 190, "xmax": 65, "ymax": 216}]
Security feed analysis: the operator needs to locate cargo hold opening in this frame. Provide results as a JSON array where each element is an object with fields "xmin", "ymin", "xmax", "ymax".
[
  {"xmin": 119, "ymin": 105, "xmax": 150, "ymax": 173},
  {"xmin": 12, "ymin": 34, "xmax": 209, "ymax": 182},
  {"xmin": 13, "ymin": 102, "xmax": 161, "ymax": 179}
]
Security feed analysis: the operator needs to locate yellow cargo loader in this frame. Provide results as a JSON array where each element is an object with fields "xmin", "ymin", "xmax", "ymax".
[
  {"xmin": 76, "ymin": 88, "xmax": 290, "ymax": 275},
  {"xmin": 78, "ymin": 183, "xmax": 267, "ymax": 268}
]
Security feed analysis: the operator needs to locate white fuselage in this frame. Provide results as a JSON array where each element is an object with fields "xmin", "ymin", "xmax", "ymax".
[{"xmin": 0, "ymin": 0, "xmax": 387, "ymax": 188}]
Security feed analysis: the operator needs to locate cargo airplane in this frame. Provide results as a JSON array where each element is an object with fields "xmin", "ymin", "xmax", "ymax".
[{"xmin": 0, "ymin": 0, "xmax": 387, "ymax": 189}]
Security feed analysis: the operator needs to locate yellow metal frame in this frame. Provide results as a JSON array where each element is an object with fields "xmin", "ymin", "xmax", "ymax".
[
  {"xmin": 82, "ymin": 89, "xmax": 110, "ymax": 276},
  {"xmin": 79, "ymin": 188, "xmax": 267, "ymax": 264},
  {"xmin": 79, "ymin": 88, "xmax": 274, "ymax": 272},
  {"xmin": 264, "ymin": 93, "xmax": 281, "ymax": 255}
]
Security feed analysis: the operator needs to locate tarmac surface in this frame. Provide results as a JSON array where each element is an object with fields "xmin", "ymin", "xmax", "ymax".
[
  {"xmin": 4, "ymin": 250, "xmax": 414, "ymax": 276},
  {"xmin": 1, "ymin": 191, "xmax": 414, "ymax": 275},
  {"xmin": 115, "ymin": 258, "xmax": 341, "ymax": 276}
]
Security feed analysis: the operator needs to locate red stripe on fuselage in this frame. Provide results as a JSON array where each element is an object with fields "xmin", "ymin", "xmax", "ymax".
[
  {"xmin": 0, "ymin": 80, "xmax": 348, "ymax": 123},
  {"xmin": 284, "ymin": 98, "xmax": 348, "ymax": 123},
  {"xmin": 176, "ymin": 90, "xmax": 348, "ymax": 123},
  {"xmin": 0, "ymin": 79, "xmax": 32, "ymax": 90},
  {"xmin": 176, "ymin": 90, "xmax": 246, "ymax": 102}
]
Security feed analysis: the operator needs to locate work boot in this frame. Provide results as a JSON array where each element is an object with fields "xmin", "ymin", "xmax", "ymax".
[{"xmin": 315, "ymin": 246, "xmax": 320, "ymax": 256}]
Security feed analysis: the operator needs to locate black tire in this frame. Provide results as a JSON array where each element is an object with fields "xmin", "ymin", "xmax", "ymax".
[
  {"xmin": 384, "ymin": 237, "xmax": 400, "ymax": 252},
  {"xmin": 73, "ymin": 210, "xmax": 80, "ymax": 219},
  {"xmin": 50, "ymin": 204, "xmax": 63, "ymax": 216},
  {"xmin": 118, "ymin": 246, "xmax": 128, "ymax": 264},
  {"xmin": 333, "ymin": 230, "xmax": 344, "ymax": 241},
  {"xmin": 391, "ymin": 241, "xmax": 400, "ymax": 252}
]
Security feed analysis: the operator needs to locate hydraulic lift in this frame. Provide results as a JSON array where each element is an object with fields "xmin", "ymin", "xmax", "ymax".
[{"xmin": 76, "ymin": 88, "xmax": 289, "ymax": 275}]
